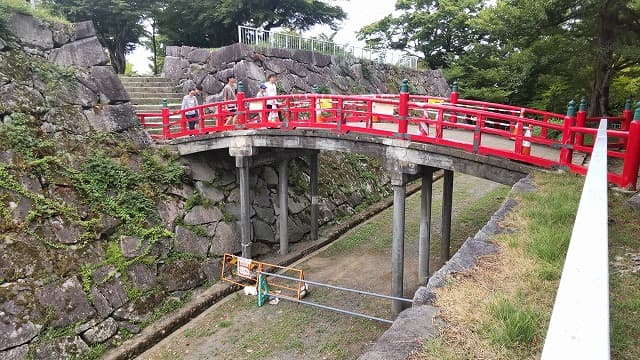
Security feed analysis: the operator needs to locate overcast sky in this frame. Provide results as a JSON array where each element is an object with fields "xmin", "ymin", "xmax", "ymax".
[{"xmin": 127, "ymin": 0, "xmax": 397, "ymax": 74}]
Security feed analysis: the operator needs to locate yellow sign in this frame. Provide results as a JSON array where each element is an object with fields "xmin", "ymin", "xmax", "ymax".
[
  {"xmin": 319, "ymin": 99, "xmax": 333, "ymax": 109},
  {"xmin": 427, "ymin": 98, "xmax": 445, "ymax": 104}
]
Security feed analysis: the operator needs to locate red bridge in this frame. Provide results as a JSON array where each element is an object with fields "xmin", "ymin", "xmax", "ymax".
[{"xmin": 137, "ymin": 80, "xmax": 640, "ymax": 191}]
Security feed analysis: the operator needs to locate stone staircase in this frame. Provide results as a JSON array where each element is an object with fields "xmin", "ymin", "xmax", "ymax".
[{"xmin": 120, "ymin": 76, "xmax": 183, "ymax": 113}]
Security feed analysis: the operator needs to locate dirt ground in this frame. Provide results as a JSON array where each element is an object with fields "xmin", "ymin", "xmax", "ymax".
[{"xmin": 138, "ymin": 174, "xmax": 507, "ymax": 360}]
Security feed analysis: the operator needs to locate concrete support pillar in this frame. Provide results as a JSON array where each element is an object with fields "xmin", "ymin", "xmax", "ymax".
[
  {"xmin": 309, "ymin": 151, "xmax": 319, "ymax": 241},
  {"xmin": 236, "ymin": 156, "xmax": 252, "ymax": 259},
  {"xmin": 441, "ymin": 169, "xmax": 454, "ymax": 265},
  {"xmin": 418, "ymin": 167, "xmax": 434, "ymax": 285},
  {"xmin": 279, "ymin": 159, "xmax": 289, "ymax": 255},
  {"xmin": 391, "ymin": 173, "xmax": 407, "ymax": 315}
]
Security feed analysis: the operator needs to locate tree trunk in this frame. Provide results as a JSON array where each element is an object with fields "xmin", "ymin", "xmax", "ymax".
[
  {"xmin": 151, "ymin": 19, "xmax": 158, "ymax": 76},
  {"xmin": 587, "ymin": 1, "xmax": 616, "ymax": 117},
  {"xmin": 108, "ymin": 48, "xmax": 127, "ymax": 74}
]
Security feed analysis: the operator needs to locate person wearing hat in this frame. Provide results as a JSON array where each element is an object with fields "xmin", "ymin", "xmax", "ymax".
[{"xmin": 256, "ymin": 83, "xmax": 268, "ymax": 122}]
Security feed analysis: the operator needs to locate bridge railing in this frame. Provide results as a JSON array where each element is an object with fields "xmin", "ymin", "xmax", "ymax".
[
  {"xmin": 137, "ymin": 82, "xmax": 640, "ymax": 190},
  {"xmin": 237, "ymin": 25, "xmax": 419, "ymax": 69},
  {"xmin": 541, "ymin": 119, "xmax": 610, "ymax": 359}
]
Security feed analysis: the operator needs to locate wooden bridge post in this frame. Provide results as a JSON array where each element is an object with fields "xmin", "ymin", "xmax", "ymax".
[
  {"xmin": 391, "ymin": 172, "xmax": 408, "ymax": 314},
  {"xmin": 441, "ymin": 170, "xmax": 454, "ymax": 264},
  {"xmin": 309, "ymin": 151, "xmax": 319, "ymax": 241},
  {"xmin": 621, "ymin": 102, "xmax": 640, "ymax": 190},
  {"xmin": 575, "ymin": 99, "xmax": 587, "ymax": 147},
  {"xmin": 418, "ymin": 167, "xmax": 435, "ymax": 285},
  {"xmin": 397, "ymin": 79, "xmax": 409, "ymax": 136},
  {"xmin": 560, "ymin": 100, "xmax": 577, "ymax": 167},
  {"xmin": 279, "ymin": 159, "xmax": 289, "ymax": 254}
]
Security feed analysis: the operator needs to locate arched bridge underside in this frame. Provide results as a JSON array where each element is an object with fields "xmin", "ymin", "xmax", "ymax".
[
  {"xmin": 166, "ymin": 129, "xmax": 534, "ymax": 314},
  {"xmin": 170, "ymin": 129, "xmax": 532, "ymax": 185}
]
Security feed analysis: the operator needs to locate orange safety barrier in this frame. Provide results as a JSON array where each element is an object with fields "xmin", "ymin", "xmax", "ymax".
[{"xmin": 221, "ymin": 253, "xmax": 307, "ymax": 300}]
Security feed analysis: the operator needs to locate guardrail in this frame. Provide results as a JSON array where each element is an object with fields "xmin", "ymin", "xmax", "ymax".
[
  {"xmin": 541, "ymin": 120, "xmax": 610, "ymax": 359},
  {"xmin": 238, "ymin": 25, "xmax": 419, "ymax": 69},
  {"xmin": 137, "ymin": 81, "xmax": 640, "ymax": 190}
]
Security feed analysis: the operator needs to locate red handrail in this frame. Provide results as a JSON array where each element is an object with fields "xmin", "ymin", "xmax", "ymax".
[{"xmin": 136, "ymin": 90, "xmax": 639, "ymax": 190}]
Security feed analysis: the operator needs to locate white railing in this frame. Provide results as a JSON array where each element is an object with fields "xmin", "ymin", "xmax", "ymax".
[
  {"xmin": 238, "ymin": 25, "xmax": 418, "ymax": 69},
  {"xmin": 541, "ymin": 120, "xmax": 610, "ymax": 359}
]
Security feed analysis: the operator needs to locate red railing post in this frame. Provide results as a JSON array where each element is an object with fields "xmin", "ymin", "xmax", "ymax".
[
  {"xmin": 236, "ymin": 81, "xmax": 246, "ymax": 127},
  {"xmin": 575, "ymin": 99, "xmax": 587, "ymax": 147},
  {"xmin": 449, "ymin": 81, "xmax": 459, "ymax": 124},
  {"xmin": 398, "ymin": 79, "xmax": 409, "ymax": 135},
  {"xmin": 621, "ymin": 102, "xmax": 640, "ymax": 190},
  {"xmin": 621, "ymin": 99, "xmax": 632, "ymax": 147},
  {"xmin": 311, "ymin": 84, "xmax": 319, "ymax": 123},
  {"xmin": 559, "ymin": 100, "xmax": 576, "ymax": 166},
  {"xmin": 161, "ymin": 99, "xmax": 170, "ymax": 139}
]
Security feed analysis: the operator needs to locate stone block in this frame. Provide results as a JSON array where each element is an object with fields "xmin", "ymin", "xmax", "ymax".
[
  {"xmin": 35, "ymin": 277, "xmax": 95, "ymax": 327},
  {"xmin": 184, "ymin": 205, "xmax": 223, "ymax": 225},
  {"xmin": 127, "ymin": 263, "xmax": 157, "ymax": 291},
  {"xmin": 158, "ymin": 260, "xmax": 207, "ymax": 291},
  {"xmin": 262, "ymin": 166, "xmax": 279, "ymax": 186},
  {"xmin": 253, "ymin": 218, "xmax": 274, "ymax": 243},
  {"xmin": 627, "ymin": 192, "xmax": 640, "ymax": 212},
  {"xmin": 210, "ymin": 221, "xmax": 242, "ymax": 255},
  {"xmin": 43, "ymin": 78, "xmax": 99, "ymax": 108},
  {"xmin": 73, "ymin": 21, "xmax": 96, "ymax": 40},
  {"xmin": 201, "ymin": 258, "xmax": 222, "ymax": 284},
  {"xmin": 52, "ymin": 22, "xmax": 73, "ymax": 48},
  {"xmin": 81, "ymin": 317, "xmax": 118, "ymax": 344},
  {"xmin": 195, "ymin": 181, "xmax": 225, "ymax": 203},
  {"xmin": 32, "ymin": 336, "xmax": 89, "ymax": 360},
  {"xmin": 157, "ymin": 197, "xmax": 184, "ymax": 230},
  {"xmin": 119, "ymin": 236, "xmax": 146, "ymax": 259},
  {"xmin": 90, "ymin": 66, "xmax": 130, "ymax": 103},
  {"xmin": 233, "ymin": 60, "xmax": 266, "ymax": 82},
  {"xmin": 200, "ymin": 74, "xmax": 224, "ymax": 95},
  {"xmin": 186, "ymin": 48, "xmax": 212, "ymax": 64},
  {"xmin": 9, "ymin": 13, "xmax": 53, "ymax": 50},
  {"xmin": 165, "ymin": 46, "xmax": 181, "ymax": 57},
  {"xmin": 0, "ymin": 83, "xmax": 46, "ymax": 114},
  {"xmin": 48, "ymin": 37, "xmax": 108, "ymax": 68},
  {"xmin": 0, "ymin": 320, "xmax": 39, "ymax": 351},
  {"xmin": 174, "ymin": 226, "xmax": 210, "ymax": 257},
  {"xmin": 89, "ymin": 267, "xmax": 127, "ymax": 318},
  {"xmin": 209, "ymin": 43, "xmax": 250, "ymax": 66},
  {"xmin": 43, "ymin": 216, "xmax": 83, "ymax": 244},
  {"xmin": 112, "ymin": 292, "xmax": 164, "ymax": 323},
  {"xmin": 84, "ymin": 103, "xmax": 137, "ymax": 132},
  {"xmin": 254, "ymin": 205, "xmax": 275, "ymax": 225},
  {"xmin": 162, "ymin": 56, "xmax": 189, "ymax": 80},
  {"xmin": 1, "ymin": 344, "xmax": 29, "ymax": 360}
]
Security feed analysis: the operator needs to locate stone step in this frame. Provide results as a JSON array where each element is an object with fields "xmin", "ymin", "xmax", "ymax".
[
  {"xmin": 119, "ymin": 76, "xmax": 175, "ymax": 84},
  {"xmin": 128, "ymin": 92, "xmax": 184, "ymax": 99},
  {"xmin": 124, "ymin": 83, "xmax": 182, "ymax": 90},
  {"xmin": 125, "ymin": 86, "xmax": 182, "ymax": 93},
  {"xmin": 131, "ymin": 97, "xmax": 183, "ymax": 105},
  {"xmin": 135, "ymin": 104, "xmax": 181, "ymax": 112}
]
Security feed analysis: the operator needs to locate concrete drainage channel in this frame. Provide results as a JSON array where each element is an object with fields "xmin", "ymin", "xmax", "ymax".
[{"xmin": 104, "ymin": 172, "xmax": 530, "ymax": 359}]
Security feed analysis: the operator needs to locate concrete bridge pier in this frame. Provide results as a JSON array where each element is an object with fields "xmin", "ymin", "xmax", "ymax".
[
  {"xmin": 309, "ymin": 151, "xmax": 319, "ymax": 241},
  {"xmin": 235, "ymin": 155, "xmax": 253, "ymax": 259},
  {"xmin": 441, "ymin": 169, "xmax": 454, "ymax": 265},
  {"xmin": 279, "ymin": 159, "xmax": 289, "ymax": 255},
  {"xmin": 418, "ymin": 166, "xmax": 435, "ymax": 285}
]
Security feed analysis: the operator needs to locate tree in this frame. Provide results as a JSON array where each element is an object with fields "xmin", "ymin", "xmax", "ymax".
[
  {"xmin": 356, "ymin": 0, "xmax": 485, "ymax": 69},
  {"xmin": 43, "ymin": 0, "xmax": 150, "ymax": 74},
  {"xmin": 156, "ymin": 0, "xmax": 346, "ymax": 48}
]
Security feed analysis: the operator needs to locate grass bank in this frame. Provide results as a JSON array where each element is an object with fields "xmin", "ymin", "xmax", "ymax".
[{"xmin": 414, "ymin": 171, "xmax": 640, "ymax": 359}]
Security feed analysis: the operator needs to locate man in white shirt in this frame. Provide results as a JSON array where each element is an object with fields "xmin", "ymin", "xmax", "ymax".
[
  {"xmin": 181, "ymin": 88, "xmax": 199, "ymax": 131},
  {"xmin": 264, "ymin": 74, "xmax": 282, "ymax": 122}
]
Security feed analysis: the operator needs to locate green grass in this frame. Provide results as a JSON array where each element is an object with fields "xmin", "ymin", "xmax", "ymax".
[{"xmin": 485, "ymin": 297, "xmax": 542, "ymax": 349}]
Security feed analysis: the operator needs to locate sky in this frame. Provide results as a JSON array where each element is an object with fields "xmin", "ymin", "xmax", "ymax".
[{"xmin": 127, "ymin": 0, "xmax": 398, "ymax": 74}]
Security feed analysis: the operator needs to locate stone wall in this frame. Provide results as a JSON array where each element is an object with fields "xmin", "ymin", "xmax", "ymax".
[
  {"xmin": 163, "ymin": 43, "xmax": 451, "ymax": 98},
  {"xmin": 0, "ymin": 13, "xmax": 398, "ymax": 359}
]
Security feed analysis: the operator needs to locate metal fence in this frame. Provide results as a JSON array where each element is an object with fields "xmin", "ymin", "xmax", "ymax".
[{"xmin": 238, "ymin": 25, "xmax": 418, "ymax": 69}]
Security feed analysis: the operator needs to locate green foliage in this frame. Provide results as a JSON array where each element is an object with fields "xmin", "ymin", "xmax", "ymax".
[
  {"xmin": 141, "ymin": 150, "xmax": 184, "ymax": 185},
  {"xmin": 486, "ymin": 297, "xmax": 541, "ymax": 349},
  {"xmin": 156, "ymin": 0, "xmax": 346, "ymax": 48}
]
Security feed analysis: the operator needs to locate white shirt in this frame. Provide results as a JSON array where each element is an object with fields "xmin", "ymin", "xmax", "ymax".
[{"xmin": 264, "ymin": 81, "xmax": 277, "ymax": 105}]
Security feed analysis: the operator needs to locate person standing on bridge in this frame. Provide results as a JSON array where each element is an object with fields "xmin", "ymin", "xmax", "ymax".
[
  {"xmin": 223, "ymin": 75, "xmax": 237, "ymax": 125},
  {"xmin": 264, "ymin": 74, "xmax": 283, "ymax": 122},
  {"xmin": 181, "ymin": 88, "xmax": 199, "ymax": 132}
]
